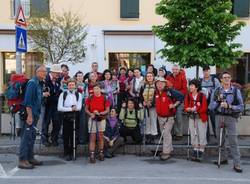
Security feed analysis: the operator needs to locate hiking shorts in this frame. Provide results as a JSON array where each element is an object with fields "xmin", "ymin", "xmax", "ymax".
[{"xmin": 88, "ymin": 119, "xmax": 106, "ymax": 133}]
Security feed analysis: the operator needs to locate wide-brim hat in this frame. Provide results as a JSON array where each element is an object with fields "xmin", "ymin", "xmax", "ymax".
[
  {"xmin": 50, "ymin": 64, "xmax": 61, "ymax": 73},
  {"xmin": 155, "ymin": 77, "xmax": 167, "ymax": 83}
]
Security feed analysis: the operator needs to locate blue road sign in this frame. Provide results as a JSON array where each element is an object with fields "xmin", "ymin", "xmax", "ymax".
[{"xmin": 16, "ymin": 26, "xmax": 27, "ymax": 53}]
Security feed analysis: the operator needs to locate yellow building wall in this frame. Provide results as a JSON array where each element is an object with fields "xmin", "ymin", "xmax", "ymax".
[
  {"xmin": 0, "ymin": 0, "xmax": 250, "ymax": 26},
  {"xmin": 0, "ymin": 0, "xmax": 13, "ymax": 25},
  {"xmin": 51, "ymin": 0, "xmax": 164, "ymax": 26}
]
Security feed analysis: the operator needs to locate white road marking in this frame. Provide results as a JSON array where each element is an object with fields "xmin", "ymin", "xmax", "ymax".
[
  {"xmin": 0, "ymin": 164, "xmax": 7, "ymax": 177},
  {"xmin": 7, "ymin": 167, "xmax": 19, "ymax": 177},
  {"xmin": 0, "ymin": 176, "xmax": 249, "ymax": 182}
]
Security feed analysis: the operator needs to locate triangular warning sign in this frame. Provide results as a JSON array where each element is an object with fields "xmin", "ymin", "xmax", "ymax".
[
  {"xmin": 18, "ymin": 33, "xmax": 26, "ymax": 49},
  {"xmin": 15, "ymin": 6, "xmax": 27, "ymax": 27}
]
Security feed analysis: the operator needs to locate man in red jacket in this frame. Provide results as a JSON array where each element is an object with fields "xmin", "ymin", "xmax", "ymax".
[
  {"xmin": 154, "ymin": 77, "xmax": 184, "ymax": 160},
  {"xmin": 166, "ymin": 64, "xmax": 188, "ymax": 140}
]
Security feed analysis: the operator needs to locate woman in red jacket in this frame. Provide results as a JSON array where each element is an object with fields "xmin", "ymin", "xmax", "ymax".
[{"xmin": 184, "ymin": 79, "xmax": 208, "ymax": 162}]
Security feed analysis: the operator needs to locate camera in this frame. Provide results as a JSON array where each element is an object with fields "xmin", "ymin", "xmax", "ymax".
[{"xmin": 215, "ymin": 92, "xmax": 227, "ymax": 103}]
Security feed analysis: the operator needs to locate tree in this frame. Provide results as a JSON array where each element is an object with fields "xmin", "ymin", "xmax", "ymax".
[
  {"xmin": 153, "ymin": 0, "xmax": 245, "ymax": 77},
  {"xmin": 28, "ymin": 11, "xmax": 87, "ymax": 64}
]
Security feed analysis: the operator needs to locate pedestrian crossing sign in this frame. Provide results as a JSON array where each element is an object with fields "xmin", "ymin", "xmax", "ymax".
[{"xmin": 16, "ymin": 26, "xmax": 27, "ymax": 53}]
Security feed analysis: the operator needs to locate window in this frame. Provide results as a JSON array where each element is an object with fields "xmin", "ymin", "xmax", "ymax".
[
  {"xmin": 232, "ymin": 0, "xmax": 250, "ymax": 17},
  {"xmin": 10, "ymin": 0, "xmax": 50, "ymax": 18},
  {"xmin": 30, "ymin": 0, "xmax": 50, "ymax": 17},
  {"xmin": 11, "ymin": 0, "xmax": 30, "ymax": 18},
  {"xmin": 120, "ymin": 0, "xmax": 139, "ymax": 19}
]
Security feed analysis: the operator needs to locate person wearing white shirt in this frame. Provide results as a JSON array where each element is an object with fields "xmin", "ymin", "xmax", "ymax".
[
  {"xmin": 58, "ymin": 78, "xmax": 82, "ymax": 161},
  {"xmin": 129, "ymin": 68, "xmax": 144, "ymax": 104}
]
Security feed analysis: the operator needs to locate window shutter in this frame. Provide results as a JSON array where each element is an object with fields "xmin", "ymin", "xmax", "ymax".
[
  {"xmin": 233, "ymin": 0, "xmax": 250, "ymax": 17},
  {"xmin": 30, "ymin": 0, "xmax": 50, "ymax": 17},
  {"xmin": 120, "ymin": 0, "xmax": 139, "ymax": 18}
]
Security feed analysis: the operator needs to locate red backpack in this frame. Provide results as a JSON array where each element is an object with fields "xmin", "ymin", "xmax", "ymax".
[{"xmin": 5, "ymin": 74, "xmax": 29, "ymax": 113}]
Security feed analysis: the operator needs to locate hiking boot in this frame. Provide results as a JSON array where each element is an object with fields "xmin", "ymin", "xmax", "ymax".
[
  {"xmin": 191, "ymin": 150, "xmax": 198, "ymax": 161},
  {"xmin": 65, "ymin": 155, "xmax": 72, "ymax": 161},
  {"xmin": 89, "ymin": 152, "xmax": 96, "ymax": 164},
  {"xmin": 233, "ymin": 165, "xmax": 243, "ymax": 173},
  {"xmin": 196, "ymin": 151, "xmax": 204, "ymax": 162},
  {"xmin": 51, "ymin": 141, "xmax": 59, "ymax": 147},
  {"xmin": 99, "ymin": 150, "xmax": 105, "ymax": 161},
  {"xmin": 104, "ymin": 151, "xmax": 113, "ymax": 159},
  {"xmin": 160, "ymin": 153, "xmax": 171, "ymax": 161},
  {"xmin": 42, "ymin": 140, "xmax": 51, "ymax": 147},
  {"xmin": 18, "ymin": 160, "xmax": 34, "ymax": 169},
  {"xmin": 29, "ymin": 159, "xmax": 43, "ymax": 166}
]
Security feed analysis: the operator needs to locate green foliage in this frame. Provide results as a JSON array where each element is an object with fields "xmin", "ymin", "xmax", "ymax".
[
  {"xmin": 153, "ymin": 0, "xmax": 246, "ymax": 69},
  {"xmin": 28, "ymin": 11, "xmax": 87, "ymax": 64}
]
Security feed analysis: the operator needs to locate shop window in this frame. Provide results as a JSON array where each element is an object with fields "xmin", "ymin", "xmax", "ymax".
[{"xmin": 109, "ymin": 52, "xmax": 150, "ymax": 74}]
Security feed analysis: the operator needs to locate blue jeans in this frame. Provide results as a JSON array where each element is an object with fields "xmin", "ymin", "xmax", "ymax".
[{"xmin": 19, "ymin": 116, "xmax": 39, "ymax": 161}]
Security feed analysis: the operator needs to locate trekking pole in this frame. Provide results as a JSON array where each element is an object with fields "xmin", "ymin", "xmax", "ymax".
[
  {"xmin": 193, "ymin": 112, "xmax": 200, "ymax": 159},
  {"xmin": 154, "ymin": 119, "xmax": 167, "ymax": 159},
  {"xmin": 186, "ymin": 112, "xmax": 191, "ymax": 160},
  {"xmin": 73, "ymin": 112, "xmax": 76, "ymax": 161},
  {"xmin": 140, "ymin": 107, "xmax": 147, "ymax": 156},
  {"xmin": 13, "ymin": 112, "xmax": 16, "ymax": 140},
  {"xmin": 218, "ymin": 115, "xmax": 224, "ymax": 168}
]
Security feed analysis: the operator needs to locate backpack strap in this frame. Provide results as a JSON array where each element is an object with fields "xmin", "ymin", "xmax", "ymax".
[
  {"xmin": 211, "ymin": 76, "xmax": 215, "ymax": 88},
  {"xmin": 124, "ymin": 108, "xmax": 138, "ymax": 122},
  {"xmin": 232, "ymin": 87, "xmax": 239, "ymax": 106},
  {"xmin": 75, "ymin": 91, "xmax": 79, "ymax": 101},
  {"xmin": 63, "ymin": 91, "xmax": 79, "ymax": 106},
  {"xmin": 63, "ymin": 91, "xmax": 67, "ymax": 106}
]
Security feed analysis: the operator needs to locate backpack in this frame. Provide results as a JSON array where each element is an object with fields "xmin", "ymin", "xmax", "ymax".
[
  {"xmin": 62, "ymin": 91, "xmax": 79, "ymax": 106},
  {"xmin": 200, "ymin": 75, "xmax": 216, "ymax": 89},
  {"xmin": 5, "ymin": 74, "xmax": 29, "ymax": 113},
  {"xmin": 214, "ymin": 87, "xmax": 241, "ymax": 118}
]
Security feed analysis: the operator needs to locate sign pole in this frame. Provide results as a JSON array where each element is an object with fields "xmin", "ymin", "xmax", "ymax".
[
  {"xmin": 15, "ymin": 0, "xmax": 27, "ymax": 74},
  {"xmin": 16, "ymin": 52, "xmax": 22, "ymax": 74}
]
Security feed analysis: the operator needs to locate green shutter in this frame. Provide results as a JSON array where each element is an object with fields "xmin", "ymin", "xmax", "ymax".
[
  {"xmin": 120, "ymin": 0, "xmax": 139, "ymax": 18},
  {"xmin": 233, "ymin": 0, "xmax": 250, "ymax": 17},
  {"xmin": 30, "ymin": 0, "xmax": 50, "ymax": 17}
]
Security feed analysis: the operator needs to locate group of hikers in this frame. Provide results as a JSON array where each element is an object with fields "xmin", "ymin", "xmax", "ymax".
[{"xmin": 6, "ymin": 61, "xmax": 244, "ymax": 173}]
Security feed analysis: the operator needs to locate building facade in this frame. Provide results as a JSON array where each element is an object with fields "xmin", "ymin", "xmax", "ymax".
[{"xmin": 0, "ymin": 0, "xmax": 250, "ymax": 95}]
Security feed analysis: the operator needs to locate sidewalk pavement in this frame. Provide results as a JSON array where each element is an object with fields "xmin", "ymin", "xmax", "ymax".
[{"xmin": 0, "ymin": 135, "xmax": 250, "ymax": 157}]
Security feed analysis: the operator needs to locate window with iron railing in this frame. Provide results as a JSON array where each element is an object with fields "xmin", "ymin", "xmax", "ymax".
[
  {"xmin": 10, "ymin": 0, "xmax": 30, "ymax": 18},
  {"xmin": 10, "ymin": 0, "xmax": 50, "ymax": 18}
]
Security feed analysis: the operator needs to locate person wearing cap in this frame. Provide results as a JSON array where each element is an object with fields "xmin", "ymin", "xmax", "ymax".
[
  {"xmin": 154, "ymin": 77, "xmax": 184, "ymax": 160},
  {"xmin": 200, "ymin": 65, "xmax": 221, "ymax": 140},
  {"xmin": 18, "ymin": 65, "xmax": 47, "ymax": 169},
  {"xmin": 42, "ymin": 64, "xmax": 62, "ymax": 147},
  {"xmin": 58, "ymin": 78, "xmax": 82, "ymax": 161}
]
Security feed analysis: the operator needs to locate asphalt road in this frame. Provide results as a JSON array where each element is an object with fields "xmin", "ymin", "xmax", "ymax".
[{"xmin": 0, "ymin": 154, "xmax": 250, "ymax": 184}]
